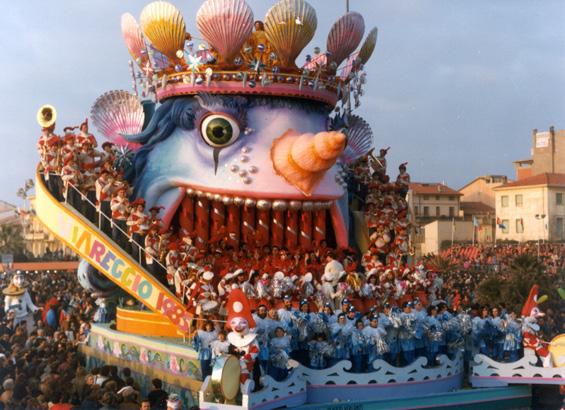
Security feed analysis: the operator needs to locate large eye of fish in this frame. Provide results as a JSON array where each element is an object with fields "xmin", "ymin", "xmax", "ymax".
[{"xmin": 200, "ymin": 114, "xmax": 240, "ymax": 148}]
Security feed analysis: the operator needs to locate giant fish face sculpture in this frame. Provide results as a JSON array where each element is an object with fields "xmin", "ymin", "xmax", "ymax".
[
  {"xmin": 92, "ymin": 0, "xmax": 378, "ymax": 251},
  {"xmin": 129, "ymin": 94, "xmax": 349, "ymax": 248}
]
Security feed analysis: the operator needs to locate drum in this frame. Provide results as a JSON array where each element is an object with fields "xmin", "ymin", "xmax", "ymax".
[
  {"xmin": 211, "ymin": 355, "xmax": 241, "ymax": 402},
  {"xmin": 549, "ymin": 334, "xmax": 565, "ymax": 367}
]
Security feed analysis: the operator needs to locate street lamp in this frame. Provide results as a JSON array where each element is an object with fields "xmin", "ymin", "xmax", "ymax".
[{"xmin": 535, "ymin": 213, "xmax": 546, "ymax": 258}]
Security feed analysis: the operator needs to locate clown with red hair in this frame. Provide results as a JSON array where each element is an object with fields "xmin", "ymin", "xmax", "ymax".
[
  {"xmin": 521, "ymin": 284, "xmax": 552, "ymax": 367},
  {"xmin": 226, "ymin": 289, "xmax": 260, "ymax": 387}
]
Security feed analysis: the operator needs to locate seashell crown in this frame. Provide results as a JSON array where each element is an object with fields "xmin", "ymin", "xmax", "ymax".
[{"xmin": 122, "ymin": 0, "xmax": 377, "ymax": 109}]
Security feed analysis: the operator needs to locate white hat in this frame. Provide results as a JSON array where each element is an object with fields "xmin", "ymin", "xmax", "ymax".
[
  {"xmin": 261, "ymin": 273, "xmax": 269, "ymax": 280},
  {"xmin": 403, "ymin": 268, "xmax": 411, "ymax": 275},
  {"xmin": 291, "ymin": 275, "xmax": 298, "ymax": 282},
  {"xmin": 366, "ymin": 268, "xmax": 378, "ymax": 279},
  {"xmin": 338, "ymin": 270, "xmax": 347, "ymax": 280},
  {"xmin": 203, "ymin": 271, "xmax": 214, "ymax": 281},
  {"xmin": 303, "ymin": 272, "xmax": 313, "ymax": 282},
  {"xmin": 274, "ymin": 271, "xmax": 285, "ymax": 280},
  {"xmin": 233, "ymin": 268, "xmax": 244, "ymax": 277},
  {"xmin": 224, "ymin": 273, "xmax": 233, "ymax": 280}
]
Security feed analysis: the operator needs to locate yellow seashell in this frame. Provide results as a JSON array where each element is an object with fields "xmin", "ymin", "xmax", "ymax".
[
  {"xmin": 271, "ymin": 129, "xmax": 345, "ymax": 196},
  {"xmin": 264, "ymin": 0, "xmax": 317, "ymax": 69},
  {"xmin": 197, "ymin": 0, "xmax": 254, "ymax": 64},
  {"xmin": 358, "ymin": 27, "xmax": 378, "ymax": 65},
  {"xmin": 327, "ymin": 11, "xmax": 365, "ymax": 68},
  {"xmin": 140, "ymin": 1, "xmax": 186, "ymax": 63}
]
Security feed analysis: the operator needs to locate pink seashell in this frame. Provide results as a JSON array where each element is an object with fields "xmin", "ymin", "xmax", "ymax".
[
  {"xmin": 327, "ymin": 11, "xmax": 365, "ymax": 68},
  {"xmin": 121, "ymin": 13, "xmax": 148, "ymax": 66},
  {"xmin": 90, "ymin": 90, "xmax": 143, "ymax": 150},
  {"xmin": 196, "ymin": 0, "xmax": 254, "ymax": 64}
]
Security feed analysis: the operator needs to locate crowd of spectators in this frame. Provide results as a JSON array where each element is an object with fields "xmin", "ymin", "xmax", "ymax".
[{"xmin": 0, "ymin": 269, "xmax": 192, "ymax": 410}]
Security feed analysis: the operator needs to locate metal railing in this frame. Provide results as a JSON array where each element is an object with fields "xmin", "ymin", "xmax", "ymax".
[{"xmin": 41, "ymin": 172, "xmax": 168, "ymax": 273}]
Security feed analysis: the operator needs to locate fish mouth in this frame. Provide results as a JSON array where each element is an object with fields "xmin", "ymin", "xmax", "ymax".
[{"xmin": 159, "ymin": 184, "xmax": 348, "ymax": 250}]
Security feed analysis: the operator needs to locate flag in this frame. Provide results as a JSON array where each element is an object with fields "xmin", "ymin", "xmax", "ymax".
[
  {"xmin": 496, "ymin": 217, "xmax": 506, "ymax": 229},
  {"xmin": 472, "ymin": 216, "xmax": 479, "ymax": 227}
]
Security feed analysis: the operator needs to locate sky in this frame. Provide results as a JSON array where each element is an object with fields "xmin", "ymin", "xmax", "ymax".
[{"xmin": 0, "ymin": 0, "xmax": 564, "ymax": 206}]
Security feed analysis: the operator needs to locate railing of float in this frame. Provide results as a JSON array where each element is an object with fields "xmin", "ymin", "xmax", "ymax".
[
  {"xmin": 34, "ymin": 169, "xmax": 192, "ymax": 334},
  {"xmin": 61, "ymin": 175, "xmax": 168, "ymax": 273}
]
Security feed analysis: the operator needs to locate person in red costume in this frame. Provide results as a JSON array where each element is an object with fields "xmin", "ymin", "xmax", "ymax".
[
  {"xmin": 521, "ymin": 284, "xmax": 552, "ymax": 367},
  {"xmin": 226, "ymin": 289, "xmax": 259, "ymax": 388}
]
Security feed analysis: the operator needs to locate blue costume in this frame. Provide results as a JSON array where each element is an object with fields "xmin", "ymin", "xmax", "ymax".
[
  {"xmin": 399, "ymin": 311, "xmax": 416, "ymax": 365},
  {"xmin": 503, "ymin": 316, "xmax": 522, "ymax": 362},
  {"xmin": 349, "ymin": 327, "xmax": 369, "ymax": 372},
  {"xmin": 192, "ymin": 329, "xmax": 218, "ymax": 380},
  {"xmin": 379, "ymin": 311, "xmax": 400, "ymax": 365},
  {"xmin": 425, "ymin": 315, "xmax": 443, "ymax": 365},
  {"xmin": 330, "ymin": 321, "xmax": 352, "ymax": 365}
]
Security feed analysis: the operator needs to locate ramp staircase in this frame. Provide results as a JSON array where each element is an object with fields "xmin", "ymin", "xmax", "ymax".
[{"xmin": 34, "ymin": 171, "xmax": 191, "ymax": 334}]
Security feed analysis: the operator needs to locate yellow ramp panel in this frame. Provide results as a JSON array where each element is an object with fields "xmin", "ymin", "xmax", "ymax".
[
  {"xmin": 34, "ymin": 171, "xmax": 191, "ymax": 335},
  {"xmin": 116, "ymin": 308, "xmax": 185, "ymax": 338}
]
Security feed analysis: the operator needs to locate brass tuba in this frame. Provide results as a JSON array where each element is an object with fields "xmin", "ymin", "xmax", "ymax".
[{"xmin": 36, "ymin": 104, "xmax": 57, "ymax": 128}]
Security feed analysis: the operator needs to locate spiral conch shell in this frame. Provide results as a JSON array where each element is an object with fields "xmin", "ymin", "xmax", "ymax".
[
  {"xmin": 196, "ymin": 0, "xmax": 254, "ymax": 64},
  {"xmin": 140, "ymin": 1, "xmax": 186, "ymax": 62},
  {"xmin": 271, "ymin": 130, "xmax": 346, "ymax": 196}
]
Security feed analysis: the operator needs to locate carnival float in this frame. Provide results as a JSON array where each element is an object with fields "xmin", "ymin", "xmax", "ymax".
[{"xmin": 17, "ymin": 0, "xmax": 564, "ymax": 408}]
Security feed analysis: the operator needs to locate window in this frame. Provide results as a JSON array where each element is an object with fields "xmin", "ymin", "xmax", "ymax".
[
  {"xmin": 423, "ymin": 206, "xmax": 429, "ymax": 216},
  {"xmin": 436, "ymin": 195, "xmax": 440, "ymax": 200},
  {"xmin": 515, "ymin": 194, "xmax": 523, "ymax": 207},
  {"xmin": 414, "ymin": 206, "xmax": 419, "ymax": 216},
  {"xmin": 436, "ymin": 206, "xmax": 440, "ymax": 216},
  {"xmin": 502, "ymin": 219, "xmax": 509, "ymax": 234},
  {"xmin": 516, "ymin": 219, "xmax": 524, "ymax": 233},
  {"xmin": 423, "ymin": 195, "xmax": 430, "ymax": 200},
  {"xmin": 557, "ymin": 193, "xmax": 563, "ymax": 206},
  {"xmin": 449, "ymin": 196, "xmax": 455, "ymax": 201},
  {"xmin": 501, "ymin": 196, "xmax": 509, "ymax": 207},
  {"xmin": 449, "ymin": 207, "xmax": 454, "ymax": 217},
  {"xmin": 557, "ymin": 218, "xmax": 564, "ymax": 239}
]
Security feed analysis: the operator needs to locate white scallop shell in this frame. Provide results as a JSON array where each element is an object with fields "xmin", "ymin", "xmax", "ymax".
[
  {"xmin": 358, "ymin": 27, "xmax": 378, "ymax": 65},
  {"xmin": 121, "ymin": 13, "xmax": 148, "ymax": 66},
  {"xmin": 196, "ymin": 0, "xmax": 254, "ymax": 64},
  {"xmin": 341, "ymin": 115, "xmax": 374, "ymax": 164},
  {"xmin": 327, "ymin": 11, "xmax": 365, "ymax": 68},
  {"xmin": 90, "ymin": 90, "xmax": 144, "ymax": 149}
]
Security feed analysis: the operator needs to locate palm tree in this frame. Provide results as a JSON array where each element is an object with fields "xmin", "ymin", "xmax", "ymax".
[{"xmin": 0, "ymin": 224, "xmax": 25, "ymax": 256}]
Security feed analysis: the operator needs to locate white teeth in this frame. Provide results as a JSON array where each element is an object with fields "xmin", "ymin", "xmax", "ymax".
[
  {"xmin": 272, "ymin": 200, "xmax": 288, "ymax": 211},
  {"xmin": 256, "ymin": 200, "xmax": 272, "ymax": 210},
  {"xmin": 289, "ymin": 200, "xmax": 302, "ymax": 211},
  {"xmin": 184, "ymin": 189, "xmax": 333, "ymax": 211}
]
